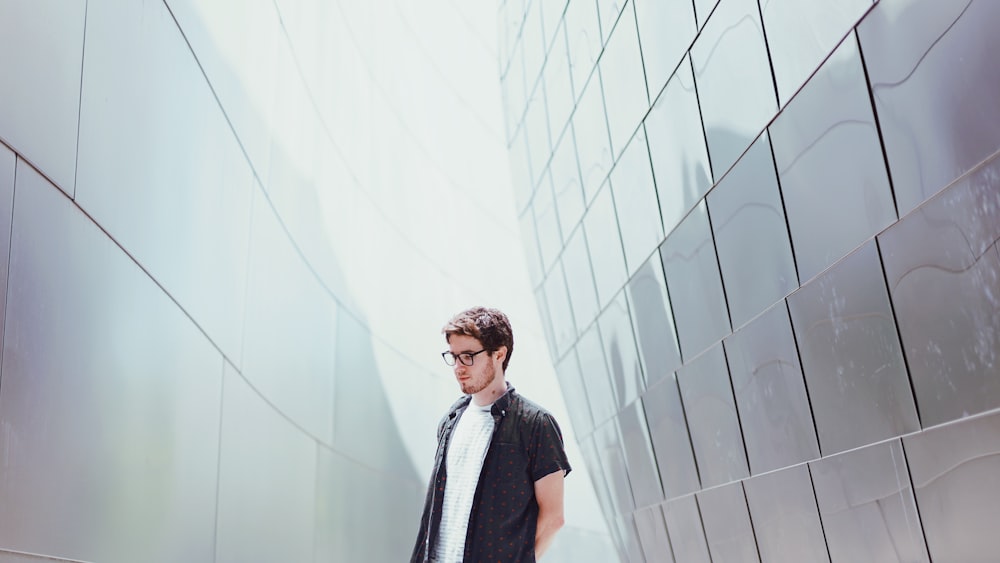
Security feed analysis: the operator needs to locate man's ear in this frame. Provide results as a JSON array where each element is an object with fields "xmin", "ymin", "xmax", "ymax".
[{"xmin": 494, "ymin": 346, "xmax": 508, "ymax": 363}]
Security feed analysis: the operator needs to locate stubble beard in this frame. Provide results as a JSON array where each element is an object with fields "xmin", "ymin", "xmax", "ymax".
[{"xmin": 461, "ymin": 361, "xmax": 496, "ymax": 395}]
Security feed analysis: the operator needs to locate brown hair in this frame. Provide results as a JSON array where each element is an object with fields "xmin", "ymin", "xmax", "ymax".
[{"xmin": 442, "ymin": 307, "xmax": 514, "ymax": 371}]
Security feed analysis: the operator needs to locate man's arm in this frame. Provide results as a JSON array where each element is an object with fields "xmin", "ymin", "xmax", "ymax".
[{"xmin": 534, "ymin": 469, "xmax": 566, "ymax": 559}]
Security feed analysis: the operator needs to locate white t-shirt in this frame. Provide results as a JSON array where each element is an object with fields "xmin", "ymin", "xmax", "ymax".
[{"xmin": 435, "ymin": 402, "xmax": 495, "ymax": 563}]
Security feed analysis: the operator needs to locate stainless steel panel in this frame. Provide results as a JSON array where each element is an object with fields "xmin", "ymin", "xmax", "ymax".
[
  {"xmin": 543, "ymin": 262, "xmax": 578, "ymax": 357},
  {"xmin": 690, "ymin": 0, "xmax": 777, "ymax": 177},
  {"xmin": 535, "ymin": 287, "xmax": 557, "ymax": 359},
  {"xmin": 332, "ymin": 311, "xmax": 414, "ymax": 471},
  {"xmin": 524, "ymin": 84, "xmax": 552, "ymax": 171},
  {"xmin": 0, "ymin": 0, "xmax": 85, "ymax": 194},
  {"xmin": 535, "ymin": 172, "xmax": 563, "ymax": 271},
  {"xmin": 878, "ymin": 155, "xmax": 1000, "ymax": 427},
  {"xmin": 510, "ymin": 127, "xmax": 535, "ymax": 212},
  {"xmin": 619, "ymin": 401, "xmax": 664, "ymax": 508},
  {"xmin": 562, "ymin": 226, "xmax": 600, "ymax": 331},
  {"xmin": 520, "ymin": 210, "xmax": 544, "ymax": 288},
  {"xmin": 769, "ymin": 34, "xmax": 895, "ymax": 283},
  {"xmin": 626, "ymin": 252, "xmax": 682, "ymax": 386},
  {"xmin": 599, "ymin": 2, "xmax": 649, "ymax": 159},
  {"xmin": 633, "ymin": 0, "xmax": 696, "ymax": 99},
  {"xmin": 520, "ymin": 96, "xmax": 546, "ymax": 192},
  {"xmin": 215, "ymin": 364, "xmax": 317, "ymax": 563},
  {"xmin": 693, "ymin": 0, "xmax": 720, "ymax": 28},
  {"xmin": 316, "ymin": 447, "xmax": 423, "ymax": 563},
  {"xmin": 0, "ymin": 550, "xmax": 91, "ymax": 563},
  {"xmin": 857, "ymin": 0, "xmax": 1000, "ymax": 215},
  {"xmin": 645, "ymin": 55, "xmax": 713, "ymax": 235},
  {"xmin": 744, "ymin": 465, "xmax": 829, "ymax": 563},
  {"xmin": 611, "ymin": 127, "xmax": 663, "ymax": 276},
  {"xmin": 539, "ymin": 0, "xmax": 567, "ymax": 58},
  {"xmin": 242, "ymin": 191, "xmax": 337, "ymax": 445},
  {"xmin": 0, "ymin": 148, "xmax": 13, "ymax": 360},
  {"xmin": 585, "ymin": 184, "xmax": 628, "ymax": 307},
  {"xmin": 760, "ymin": 0, "xmax": 873, "ymax": 104},
  {"xmin": 811, "ymin": 440, "xmax": 929, "ymax": 563},
  {"xmin": 578, "ymin": 322, "xmax": 618, "ymax": 428},
  {"xmin": 573, "ymin": 72, "xmax": 613, "ymax": 203},
  {"xmin": 581, "ymin": 435, "xmax": 618, "ymax": 526},
  {"xmin": 635, "ymin": 505, "xmax": 675, "ymax": 563},
  {"xmin": 595, "ymin": 418, "xmax": 637, "ymax": 515},
  {"xmin": 545, "ymin": 23, "xmax": 575, "ymax": 143},
  {"xmin": 162, "ymin": 0, "xmax": 282, "ymax": 181},
  {"xmin": 643, "ymin": 375, "xmax": 701, "ymax": 498},
  {"xmin": 595, "ymin": 0, "xmax": 626, "ymax": 46},
  {"xmin": 677, "ymin": 344, "xmax": 749, "ymax": 487},
  {"xmin": 787, "ymin": 241, "xmax": 919, "ymax": 455},
  {"xmin": 552, "ymin": 127, "xmax": 586, "ymax": 242},
  {"xmin": 724, "ymin": 300, "xmax": 819, "ymax": 474},
  {"xmin": 556, "ymin": 349, "xmax": 595, "ymax": 437},
  {"xmin": 76, "ymin": 0, "xmax": 254, "ymax": 364},
  {"xmin": 663, "ymin": 495, "xmax": 712, "ymax": 563},
  {"xmin": 0, "ymin": 162, "xmax": 222, "ymax": 562},
  {"xmin": 905, "ymin": 412, "xmax": 1000, "ymax": 561},
  {"xmin": 698, "ymin": 482, "xmax": 760, "ymax": 563},
  {"xmin": 599, "ymin": 292, "xmax": 644, "ymax": 408},
  {"xmin": 520, "ymin": 0, "xmax": 546, "ymax": 90},
  {"xmin": 564, "ymin": 0, "xmax": 603, "ymax": 104},
  {"xmin": 615, "ymin": 513, "xmax": 647, "ymax": 563},
  {"xmin": 660, "ymin": 201, "xmax": 731, "ymax": 360},
  {"xmin": 707, "ymin": 133, "xmax": 798, "ymax": 328}
]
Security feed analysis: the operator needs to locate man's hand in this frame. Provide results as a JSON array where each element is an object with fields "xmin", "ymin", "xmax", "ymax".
[{"xmin": 534, "ymin": 469, "xmax": 566, "ymax": 559}]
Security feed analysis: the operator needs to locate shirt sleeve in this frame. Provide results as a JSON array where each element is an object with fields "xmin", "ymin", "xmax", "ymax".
[{"xmin": 529, "ymin": 412, "xmax": 572, "ymax": 482}]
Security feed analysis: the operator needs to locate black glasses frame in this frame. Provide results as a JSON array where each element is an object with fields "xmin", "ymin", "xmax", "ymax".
[{"xmin": 442, "ymin": 349, "xmax": 489, "ymax": 366}]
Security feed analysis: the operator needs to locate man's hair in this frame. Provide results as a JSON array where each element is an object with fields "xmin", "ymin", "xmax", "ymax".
[{"xmin": 443, "ymin": 307, "xmax": 514, "ymax": 371}]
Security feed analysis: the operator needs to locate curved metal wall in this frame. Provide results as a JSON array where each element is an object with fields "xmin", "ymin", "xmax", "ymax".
[
  {"xmin": 0, "ymin": 0, "xmax": 425, "ymax": 561},
  {"xmin": 501, "ymin": 0, "xmax": 1000, "ymax": 561}
]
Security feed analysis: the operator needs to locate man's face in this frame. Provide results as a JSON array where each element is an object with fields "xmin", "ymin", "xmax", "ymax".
[{"xmin": 448, "ymin": 334, "xmax": 496, "ymax": 396}]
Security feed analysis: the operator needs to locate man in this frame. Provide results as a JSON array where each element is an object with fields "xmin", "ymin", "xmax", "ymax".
[{"xmin": 411, "ymin": 306, "xmax": 571, "ymax": 563}]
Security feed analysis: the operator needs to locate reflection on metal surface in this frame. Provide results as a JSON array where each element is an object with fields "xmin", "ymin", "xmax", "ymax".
[
  {"xmin": 760, "ymin": 0, "xmax": 873, "ymax": 104},
  {"xmin": 859, "ymin": 0, "xmax": 1000, "ymax": 216},
  {"xmin": 599, "ymin": 2, "xmax": 649, "ymax": 159},
  {"xmin": 619, "ymin": 400, "xmax": 664, "ymax": 508},
  {"xmin": 634, "ymin": 505, "xmax": 676, "ymax": 563},
  {"xmin": 626, "ymin": 252, "xmax": 681, "ymax": 387},
  {"xmin": 677, "ymin": 344, "xmax": 749, "ymax": 487},
  {"xmin": 708, "ymin": 133, "xmax": 797, "ymax": 327},
  {"xmin": 788, "ymin": 241, "xmax": 919, "ymax": 455},
  {"xmin": 645, "ymin": 54, "xmax": 713, "ymax": 235},
  {"xmin": 811, "ymin": 440, "xmax": 929, "ymax": 562},
  {"xmin": 879, "ymin": 154, "xmax": 1000, "ymax": 426},
  {"xmin": 904, "ymin": 412, "xmax": 1000, "ymax": 561},
  {"xmin": 611, "ymin": 127, "xmax": 663, "ymax": 276},
  {"xmin": 600, "ymin": 292, "xmax": 644, "ymax": 408},
  {"xmin": 663, "ymin": 495, "xmax": 712, "ymax": 563},
  {"xmin": 744, "ymin": 465, "xmax": 828, "ymax": 563},
  {"xmin": 770, "ymin": 34, "xmax": 895, "ymax": 282},
  {"xmin": 698, "ymin": 482, "xmax": 760, "ymax": 562},
  {"xmin": 660, "ymin": 201, "xmax": 731, "ymax": 359},
  {"xmin": 643, "ymin": 374, "xmax": 701, "ymax": 498},
  {"xmin": 505, "ymin": 0, "xmax": 1000, "ymax": 557},
  {"xmin": 691, "ymin": 0, "xmax": 777, "ymax": 177},
  {"xmin": 725, "ymin": 301, "xmax": 819, "ymax": 474}
]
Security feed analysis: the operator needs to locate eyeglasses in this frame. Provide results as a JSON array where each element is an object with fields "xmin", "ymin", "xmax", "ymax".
[{"xmin": 442, "ymin": 349, "xmax": 488, "ymax": 366}]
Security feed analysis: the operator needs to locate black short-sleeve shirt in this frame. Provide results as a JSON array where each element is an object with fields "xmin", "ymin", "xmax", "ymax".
[{"xmin": 411, "ymin": 384, "xmax": 571, "ymax": 563}]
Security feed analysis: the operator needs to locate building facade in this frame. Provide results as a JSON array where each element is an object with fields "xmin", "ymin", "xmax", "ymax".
[
  {"xmin": 501, "ymin": 0, "xmax": 1000, "ymax": 561},
  {"xmin": 0, "ymin": 0, "xmax": 617, "ymax": 561}
]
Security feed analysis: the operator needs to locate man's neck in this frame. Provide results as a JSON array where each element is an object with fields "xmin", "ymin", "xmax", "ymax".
[{"xmin": 472, "ymin": 376, "xmax": 507, "ymax": 406}]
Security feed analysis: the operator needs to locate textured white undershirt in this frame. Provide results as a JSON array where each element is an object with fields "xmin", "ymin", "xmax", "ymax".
[{"xmin": 435, "ymin": 402, "xmax": 495, "ymax": 563}]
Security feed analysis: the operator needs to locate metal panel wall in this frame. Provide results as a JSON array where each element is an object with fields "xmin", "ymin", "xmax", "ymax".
[{"xmin": 503, "ymin": 0, "xmax": 1000, "ymax": 559}]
